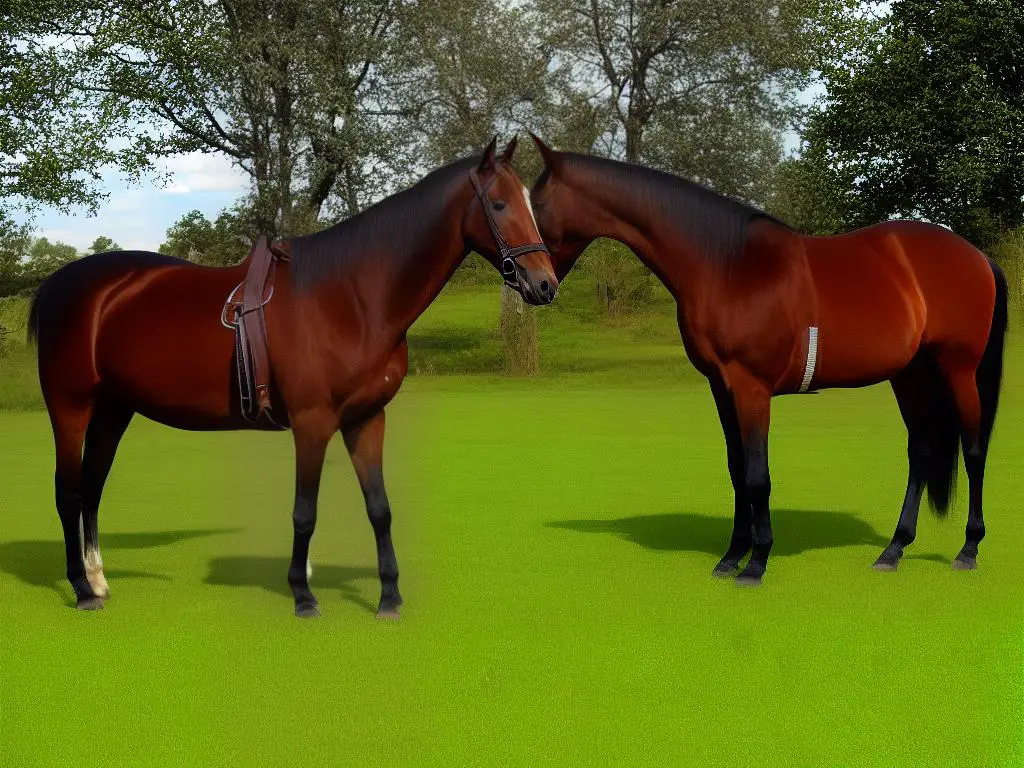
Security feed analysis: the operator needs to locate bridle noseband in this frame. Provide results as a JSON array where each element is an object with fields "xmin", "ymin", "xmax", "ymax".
[{"xmin": 469, "ymin": 168, "xmax": 550, "ymax": 287}]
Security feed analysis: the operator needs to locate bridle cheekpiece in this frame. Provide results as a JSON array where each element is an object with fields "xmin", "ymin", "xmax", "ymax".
[{"xmin": 469, "ymin": 167, "xmax": 550, "ymax": 288}]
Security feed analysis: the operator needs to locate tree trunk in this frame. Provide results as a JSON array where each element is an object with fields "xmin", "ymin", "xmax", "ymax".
[
  {"xmin": 499, "ymin": 283, "xmax": 539, "ymax": 376},
  {"xmin": 624, "ymin": 61, "xmax": 649, "ymax": 163}
]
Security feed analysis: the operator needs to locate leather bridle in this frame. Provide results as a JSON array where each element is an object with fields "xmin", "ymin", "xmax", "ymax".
[{"xmin": 469, "ymin": 167, "xmax": 550, "ymax": 288}]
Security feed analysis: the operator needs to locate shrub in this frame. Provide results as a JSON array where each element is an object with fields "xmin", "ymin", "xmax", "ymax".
[{"xmin": 987, "ymin": 227, "xmax": 1024, "ymax": 308}]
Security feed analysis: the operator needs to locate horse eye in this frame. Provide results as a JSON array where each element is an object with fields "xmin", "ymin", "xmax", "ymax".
[{"xmin": 493, "ymin": 200, "xmax": 506, "ymax": 211}]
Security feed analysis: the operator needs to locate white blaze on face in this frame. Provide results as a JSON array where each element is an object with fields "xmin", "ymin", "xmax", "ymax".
[{"xmin": 521, "ymin": 184, "xmax": 540, "ymax": 232}]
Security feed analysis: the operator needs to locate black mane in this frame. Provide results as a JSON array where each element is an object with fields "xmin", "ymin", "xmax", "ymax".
[
  {"xmin": 290, "ymin": 156, "xmax": 477, "ymax": 290},
  {"xmin": 562, "ymin": 153, "xmax": 792, "ymax": 263}
]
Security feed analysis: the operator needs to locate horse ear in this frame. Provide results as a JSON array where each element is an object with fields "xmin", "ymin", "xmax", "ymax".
[
  {"xmin": 478, "ymin": 135, "xmax": 499, "ymax": 172},
  {"xmin": 500, "ymin": 135, "xmax": 518, "ymax": 163},
  {"xmin": 530, "ymin": 132, "xmax": 562, "ymax": 171}
]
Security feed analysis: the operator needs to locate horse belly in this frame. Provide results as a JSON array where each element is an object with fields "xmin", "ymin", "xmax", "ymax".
[
  {"xmin": 809, "ymin": 251, "xmax": 925, "ymax": 388},
  {"xmin": 96, "ymin": 277, "xmax": 244, "ymax": 429}
]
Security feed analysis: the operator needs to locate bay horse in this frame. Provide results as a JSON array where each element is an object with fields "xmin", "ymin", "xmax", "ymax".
[
  {"xmin": 528, "ymin": 134, "xmax": 1007, "ymax": 585},
  {"xmin": 30, "ymin": 137, "xmax": 557, "ymax": 617}
]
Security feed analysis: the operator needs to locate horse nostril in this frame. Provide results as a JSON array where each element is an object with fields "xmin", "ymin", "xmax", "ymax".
[{"xmin": 540, "ymin": 280, "xmax": 549, "ymax": 293}]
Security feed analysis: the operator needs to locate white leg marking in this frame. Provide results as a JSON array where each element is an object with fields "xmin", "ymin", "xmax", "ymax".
[
  {"xmin": 306, "ymin": 559, "xmax": 313, "ymax": 580},
  {"xmin": 84, "ymin": 547, "xmax": 109, "ymax": 598}
]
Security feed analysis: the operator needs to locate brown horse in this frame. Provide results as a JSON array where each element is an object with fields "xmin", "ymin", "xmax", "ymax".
[
  {"xmin": 529, "ymin": 134, "xmax": 1007, "ymax": 585},
  {"xmin": 30, "ymin": 137, "xmax": 557, "ymax": 617}
]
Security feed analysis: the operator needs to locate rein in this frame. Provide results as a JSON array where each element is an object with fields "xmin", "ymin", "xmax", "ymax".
[{"xmin": 469, "ymin": 168, "xmax": 550, "ymax": 286}]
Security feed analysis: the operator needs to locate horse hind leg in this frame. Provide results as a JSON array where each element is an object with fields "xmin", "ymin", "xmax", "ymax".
[
  {"xmin": 951, "ymin": 269, "xmax": 1006, "ymax": 570},
  {"xmin": 343, "ymin": 409, "xmax": 402, "ymax": 618},
  {"xmin": 942, "ymin": 366, "xmax": 987, "ymax": 570},
  {"xmin": 80, "ymin": 398, "xmax": 134, "ymax": 599},
  {"xmin": 48, "ymin": 400, "xmax": 102, "ymax": 609},
  {"xmin": 874, "ymin": 362, "xmax": 935, "ymax": 571}
]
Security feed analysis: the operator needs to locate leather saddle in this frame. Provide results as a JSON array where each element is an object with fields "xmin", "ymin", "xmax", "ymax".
[{"xmin": 221, "ymin": 236, "xmax": 289, "ymax": 427}]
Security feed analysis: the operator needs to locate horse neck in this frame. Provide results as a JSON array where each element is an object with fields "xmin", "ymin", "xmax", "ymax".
[
  {"xmin": 338, "ymin": 189, "xmax": 472, "ymax": 336},
  {"xmin": 570, "ymin": 175, "xmax": 704, "ymax": 296},
  {"xmin": 387, "ymin": 208, "xmax": 469, "ymax": 332}
]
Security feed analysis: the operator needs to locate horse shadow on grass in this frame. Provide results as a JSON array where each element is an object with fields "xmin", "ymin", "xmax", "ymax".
[
  {"xmin": 546, "ymin": 508, "xmax": 950, "ymax": 564},
  {"xmin": 204, "ymin": 557, "xmax": 378, "ymax": 614},
  {"xmin": 0, "ymin": 529, "xmax": 238, "ymax": 603}
]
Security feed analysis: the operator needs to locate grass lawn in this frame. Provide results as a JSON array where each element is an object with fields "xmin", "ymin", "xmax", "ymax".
[{"xmin": 2, "ymin": 286, "xmax": 1024, "ymax": 766}]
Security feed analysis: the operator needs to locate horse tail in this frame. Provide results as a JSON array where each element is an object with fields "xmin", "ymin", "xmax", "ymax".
[
  {"xmin": 923, "ymin": 353, "xmax": 960, "ymax": 516},
  {"xmin": 923, "ymin": 256, "xmax": 1007, "ymax": 516},
  {"xmin": 976, "ymin": 258, "xmax": 1008, "ymax": 451},
  {"xmin": 26, "ymin": 281, "xmax": 44, "ymax": 346}
]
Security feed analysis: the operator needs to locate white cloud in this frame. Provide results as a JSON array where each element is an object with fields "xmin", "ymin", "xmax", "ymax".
[
  {"xmin": 156, "ymin": 152, "xmax": 248, "ymax": 194},
  {"xmin": 15, "ymin": 150, "xmax": 251, "ymax": 251},
  {"xmin": 38, "ymin": 228, "xmax": 94, "ymax": 251}
]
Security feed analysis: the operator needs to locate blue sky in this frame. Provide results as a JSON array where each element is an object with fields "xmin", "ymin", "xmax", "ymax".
[{"xmin": 18, "ymin": 152, "xmax": 249, "ymax": 252}]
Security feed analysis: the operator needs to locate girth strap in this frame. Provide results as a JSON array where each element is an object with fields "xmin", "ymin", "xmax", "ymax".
[
  {"xmin": 241, "ymin": 237, "xmax": 274, "ymax": 416},
  {"xmin": 223, "ymin": 236, "xmax": 289, "ymax": 427},
  {"xmin": 798, "ymin": 326, "xmax": 819, "ymax": 394}
]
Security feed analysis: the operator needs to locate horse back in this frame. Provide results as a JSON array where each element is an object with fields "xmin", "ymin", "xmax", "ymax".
[
  {"xmin": 34, "ymin": 250, "xmax": 250, "ymax": 427},
  {"xmin": 871, "ymin": 221, "xmax": 996, "ymax": 358},
  {"xmin": 801, "ymin": 220, "xmax": 995, "ymax": 386}
]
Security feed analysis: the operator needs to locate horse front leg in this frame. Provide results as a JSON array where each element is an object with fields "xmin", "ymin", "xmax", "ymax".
[
  {"xmin": 287, "ymin": 409, "xmax": 335, "ymax": 618},
  {"xmin": 723, "ymin": 369, "xmax": 774, "ymax": 586},
  {"xmin": 710, "ymin": 377, "xmax": 753, "ymax": 578},
  {"xmin": 343, "ymin": 409, "xmax": 402, "ymax": 619}
]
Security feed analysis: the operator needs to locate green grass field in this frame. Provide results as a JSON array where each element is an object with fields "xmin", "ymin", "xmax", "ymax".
[{"xmin": 2, "ymin": 283, "xmax": 1024, "ymax": 766}]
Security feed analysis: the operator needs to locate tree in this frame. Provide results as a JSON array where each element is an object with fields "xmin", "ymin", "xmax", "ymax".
[
  {"xmin": 88, "ymin": 236, "xmax": 122, "ymax": 254},
  {"xmin": 23, "ymin": 238, "xmax": 78, "ymax": 281},
  {"xmin": 392, "ymin": 0, "xmax": 551, "ymax": 167},
  {"xmin": 0, "ymin": 216, "xmax": 33, "ymax": 297},
  {"xmin": 159, "ymin": 206, "xmax": 255, "ymax": 266},
  {"xmin": 37, "ymin": 0, "xmax": 550, "ymax": 238},
  {"xmin": 534, "ymin": 0, "xmax": 831, "ymax": 202},
  {"xmin": 807, "ymin": 0, "xmax": 1024, "ymax": 247},
  {"xmin": 1, "ymin": 0, "xmax": 147, "ymax": 218},
  {"xmin": 499, "ymin": 284, "xmax": 540, "ymax": 375},
  {"xmin": 0, "ymin": 233, "xmax": 80, "ymax": 297},
  {"xmin": 30, "ymin": 0, "xmax": 410, "ymax": 237},
  {"xmin": 764, "ymin": 144, "xmax": 853, "ymax": 235},
  {"xmin": 529, "ymin": 0, "xmax": 835, "ymax": 316}
]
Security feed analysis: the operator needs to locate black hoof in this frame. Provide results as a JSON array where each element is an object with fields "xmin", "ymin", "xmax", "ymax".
[
  {"xmin": 952, "ymin": 556, "xmax": 977, "ymax": 571},
  {"xmin": 735, "ymin": 571, "xmax": 763, "ymax": 587},
  {"xmin": 76, "ymin": 596, "xmax": 104, "ymax": 611},
  {"xmin": 295, "ymin": 601, "xmax": 321, "ymax": 618},
  {"xmin": 377, "ymin": 592, "xmax": 402, "ymax": 619},
  {"xmin": 712, "ymin": 561, "xmax": 739, "ymax": 578},
  {"xmin": 872, "ymin": 557, "xmax": 899, "ymax": 572}
]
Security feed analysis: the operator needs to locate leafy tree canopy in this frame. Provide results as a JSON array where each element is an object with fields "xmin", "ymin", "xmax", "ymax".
[{"xmin": 807, "ymin": 0, "xmax": 1024, "ymax": 246}]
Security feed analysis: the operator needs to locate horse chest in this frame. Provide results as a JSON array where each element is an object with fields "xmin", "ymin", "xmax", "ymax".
[
  {"xmin": 336, "ymin": 341, "xmax": 409, "ymax": 422},
  {"xmin": 675, "ymin": 293, "xmax": 797, "ymax": 386}
]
